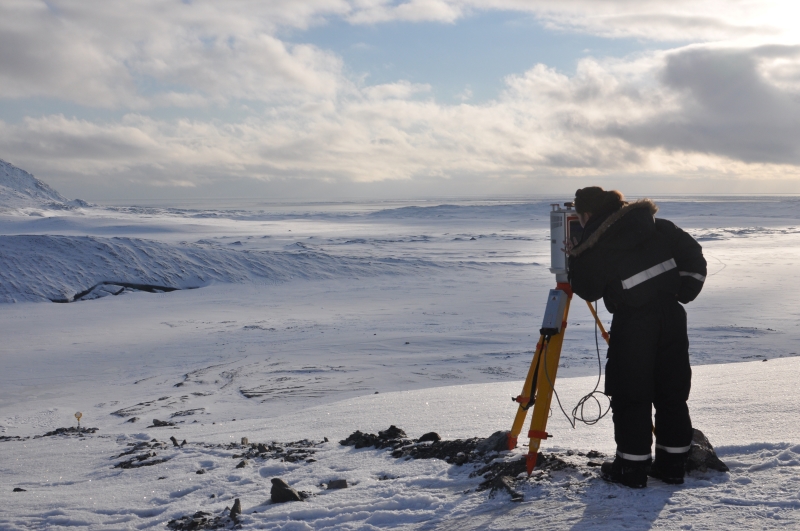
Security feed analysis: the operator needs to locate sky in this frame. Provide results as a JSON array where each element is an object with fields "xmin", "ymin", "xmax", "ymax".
[{"xmin": 2, "ymin": 0, "xmax": 800, "ymax": 201}]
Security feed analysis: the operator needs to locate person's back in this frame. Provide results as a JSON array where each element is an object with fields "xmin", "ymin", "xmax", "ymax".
[{"xmin": 567, "ymin": 187, "xmax": 706, "ymax": 488}]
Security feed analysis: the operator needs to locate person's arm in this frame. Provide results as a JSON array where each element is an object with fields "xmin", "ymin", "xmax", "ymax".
[
  {"xmin": 656, "ymin": 219, "xmax": 707, "ymax": 303},
  {"xmin": 569, "ymin": 251, "xmax": 607, "ymax": 303}
]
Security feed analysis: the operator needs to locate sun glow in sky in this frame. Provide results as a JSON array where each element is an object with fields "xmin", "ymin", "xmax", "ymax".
[{"xmin": 1, "ymin": 0, "xmax": 800, "ymax": 200}]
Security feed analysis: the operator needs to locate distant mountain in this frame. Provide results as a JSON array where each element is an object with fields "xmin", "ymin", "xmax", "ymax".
[{"xmin": 0, "ymin": 159, "xmax": 88, "ymax": 211}]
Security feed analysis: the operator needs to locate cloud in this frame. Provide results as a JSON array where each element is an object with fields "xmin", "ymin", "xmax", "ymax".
[
  {"xmin": 343, "ymin": 1, "xmax": 794, "ymax": 43},
  {"xmin": 5, "ymin": 47, "xmax": 800, "ymax": 196},
  {"xmin": 609, "ymin": 46, "xmax": 800, "ymax": 164},
  {"xmin": 0, "ymin": 0, "xmax": 351, "ymax": 108},
  {"xmin": 363, "ymin": 81, "xmax": 431, "ymax": 100},
  {"xmin": 346, "ymin": 0, "xmax": 466, "ymax": 24},
  {"xmin": 2, "ymin": 0, "xmax": 800, "ymax": 198},
  {"xmin": 1, "ymin": 0, "xmax": 795, "ymax": 110}
]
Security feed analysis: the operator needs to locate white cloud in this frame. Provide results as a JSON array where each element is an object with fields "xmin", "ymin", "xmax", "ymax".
[
  {"xmin": 344, "ymin": 1, "xmax": 796, "ymax": 43},
  {"xmin": 0, "ymin": 0, "xmax": 351, "ymax": 108},
  {"xmin": 2, "ymin": 0, "xmax": 795, "ymax": 109},
  {"xmin": 2, "ymin": 0, "xmax": 800, "ymax": 197},
  {"xmin": 346, "ymin": 0, "xmax": 466, "ymax": 24},
  {"xmin": 363, "ymin": 81, "xmax": 431, "ymax": 100},
  {"xmin": 5, "ymin": 47, "xmax": 800, "ymax": 195}
]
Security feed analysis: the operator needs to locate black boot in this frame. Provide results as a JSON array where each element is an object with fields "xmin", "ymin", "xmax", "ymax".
[
  {"xmin": 648, "ymin": 448, "xmax": 688, "ymax": 485},
  {"xmin": 600, "ymin": 456, "xmax": 650, "ymax": 488}
]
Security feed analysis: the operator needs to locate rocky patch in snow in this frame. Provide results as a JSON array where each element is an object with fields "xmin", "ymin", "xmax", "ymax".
[
  {"xmin": 167, "ymin": 506, "xmax": 241, "ymax": 530},
  {"xmin": 38, "ymin": 426, "xmax": 99, "ymax": 437}
]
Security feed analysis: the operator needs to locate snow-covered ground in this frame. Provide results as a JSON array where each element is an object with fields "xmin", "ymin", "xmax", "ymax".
[{"xmin": 1, "ymin": 160, "xmax": 800, "ymax": 529}]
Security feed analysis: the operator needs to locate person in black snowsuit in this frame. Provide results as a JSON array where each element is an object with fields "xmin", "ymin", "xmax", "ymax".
[{"xmin": 567, "ymin": 187, "xmax": 706, "ymax": 488}]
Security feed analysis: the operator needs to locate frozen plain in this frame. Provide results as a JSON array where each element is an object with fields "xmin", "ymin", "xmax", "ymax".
[{"xmin": 1, "ymin": 163, "xmax": 800, "ymax": 529}]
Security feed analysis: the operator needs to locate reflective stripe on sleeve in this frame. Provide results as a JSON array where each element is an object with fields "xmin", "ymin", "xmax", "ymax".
[
  {"xmin": 656, "ymin": 444, "xmax": 692, "ymax": 454},
  {"xmin": 621, "ymin": 258, "xmax": 677, "ymax": 290},
  {"xmin": 616, "ymin": 450, "xmax": 652, "ymax": 461},
  {"xmin": 679, "ymin": 271, "xmax": 706, "ymax": 282}
]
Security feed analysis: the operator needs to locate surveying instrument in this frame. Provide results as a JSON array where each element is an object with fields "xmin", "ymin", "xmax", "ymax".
[{"xmin": 508, "ymin": 202, "xmax": 611, "ymax": 475}]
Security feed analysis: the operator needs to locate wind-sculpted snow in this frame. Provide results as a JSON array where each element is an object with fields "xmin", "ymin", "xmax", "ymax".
[{"xmin": 0, "ymin": 235, "xmax": 438, "ymax": 303}]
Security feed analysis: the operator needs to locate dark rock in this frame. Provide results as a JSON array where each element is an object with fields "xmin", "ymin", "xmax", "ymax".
[
  {"xmin": 340, "ymin": 425, "xmax": 409, "ymax": 449},
  {"xmin": 395, "ymin": 436, "xmax": 481, "ymax": 463},
  {"xmin": 500, "ymin": 476, "xmax": 524, "ymax": 502},
  {"xmin": 271, "ymin": 477, "xmax": 303, "ymax": 503},
  {"xmin": 327, "ymin": 479, "xmax": 348, "ymax": 489},
  {"xmin": 475, "ymin": 430, "xmax": 509, "ymax": 455},
  {"xmin": 41, "ymin": 427, "xmax": 99, "ymax": 437},
  {"xmin": 166, "ymin": 509, "xmax": 235, "ymax": 530},
  {"xmin": 126, "ymin": 417, "xmax": 139, "ymax": 423},
  {"xmin": 170, "ymin": 409, "xmax": 205, "ymax": 418},
  {"xmin": 472, "ymin": 452, "xmax": 573, "ymax": 500},
  {"xmin": 114, "ymin": 452, "xmax": 170, "ymax": 469},
  {"xmin": 236, "ymin": 460, "xmax": 248, "ymax": 469},
  {"xmin": 686, "ymin": 428, "xmax": 729, "ymax": 473},
  {"xmin": 181, "ymin": 440, "xmax": 187, "ymax": 447},
  {"xmin": 418, "ymin": 432, "xmax": 441, "ymax": 443},
  {"xmin": 230, "ymin": 498, "xmax": 241, "ymax": 519},
  {"xmin": 13, "ymin": 487, "xmax": 26, "ymax": 492},
  {"xmin": 150, "ymin": 419, "xmax": 175, "ymax": 427},
  {"xmin": 196, "ymin": 469, "xmax": 205, "ymax": 474},
  {"xmin": 0, "ymin": 436, "xmax": 28, "ymax": 442},
  {"xmin": 170, "ymin": 436, "xmax": 180, "ymax": 447},
  {"xmin": 379, "ymin": 425, "xmax": 407, "ymax": 440}
]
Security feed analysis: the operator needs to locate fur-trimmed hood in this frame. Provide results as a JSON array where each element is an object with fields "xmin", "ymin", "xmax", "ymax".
[{"xmin": 569, "ymin": 199, "xmax": 658, "ymax": 258}]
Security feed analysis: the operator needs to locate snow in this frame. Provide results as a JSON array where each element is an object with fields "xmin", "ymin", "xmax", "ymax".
[
  {"xmin": 0, "ymin": 159, "xmax": 87, "ymax": 212},
  {"xmin": 1, "ymin": 167, "xmax": 800, "ymax": 529}
]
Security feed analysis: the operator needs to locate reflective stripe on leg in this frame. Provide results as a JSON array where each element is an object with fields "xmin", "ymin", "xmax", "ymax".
[
  {"xmin": 655, "ymin": 443, "xmax": 691, "ymax": 453},
  {"xmin": 616, "ymin": 450, "xmax": 652, "ymax": 461}
]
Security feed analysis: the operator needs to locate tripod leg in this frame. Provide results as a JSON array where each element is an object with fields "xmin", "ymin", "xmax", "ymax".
[
  {"xmin": 585, "ymin": 300, "xmax": 610, "ymax": 345},
  {"xmin": 508, "ymin": 334, "xmax": 546, "ymax": 450},
  {"xmin": 525, "ymin": 294, "xmax": 572, "ymax": 474}
]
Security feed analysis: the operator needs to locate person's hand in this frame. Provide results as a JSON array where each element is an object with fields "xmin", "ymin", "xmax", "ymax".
[{"xmin": 561, "ymin": 236, "xmax": 579, "ymax": 254}]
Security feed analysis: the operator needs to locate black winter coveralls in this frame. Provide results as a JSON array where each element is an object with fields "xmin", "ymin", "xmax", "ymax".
[{"xmin": 568, "ymin": 200, "xmax": 707, "ymax": 461}]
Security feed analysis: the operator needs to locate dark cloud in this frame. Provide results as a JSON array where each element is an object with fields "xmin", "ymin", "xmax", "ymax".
[{"xmin": 609, "ymin": 46, "xmax": 800, "ymax": 164}]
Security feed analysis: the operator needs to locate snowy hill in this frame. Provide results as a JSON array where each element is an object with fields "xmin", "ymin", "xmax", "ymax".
[
  {"xmin": 0, "ymin": 159, "xmax": 87, "ymax": 212},
  {"xmin": 0, "ymin": 234, "xmax": 438, "ymax": 303}
]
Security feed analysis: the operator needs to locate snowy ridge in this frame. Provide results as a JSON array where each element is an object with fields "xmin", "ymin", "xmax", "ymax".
[
  {"xmin": 0, "ymin": 159, "xmax": 89, "ymax": 212},
  {"xmin": 368, "ymin": 203, "xmax": 552, "ymax": 220},
  {"xmin": 0, "ymin": 235, "xmax": 438, "ymax": 303}
]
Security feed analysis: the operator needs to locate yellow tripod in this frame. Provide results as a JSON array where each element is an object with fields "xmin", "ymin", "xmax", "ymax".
[{"xmin": 508, "ymin": 282, "xmax": 610, "ymax": 475}]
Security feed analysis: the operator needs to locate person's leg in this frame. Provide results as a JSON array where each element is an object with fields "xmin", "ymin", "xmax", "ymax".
[
  {"xmin": 602, "ymin": 306, "xmax": 659, "ymax": 487},
  {"xmin": 651, "ymin": 299, "xmax": 693, "ymax": 484}
]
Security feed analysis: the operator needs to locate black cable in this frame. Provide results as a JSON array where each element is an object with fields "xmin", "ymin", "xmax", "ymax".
[
  {"xmin": 544, "ymin": 301, "xmax": 611, "ymax": 428},
  {"xmin": 522, "ymin": 339, "xmax": 546, "ymax": 411}
]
